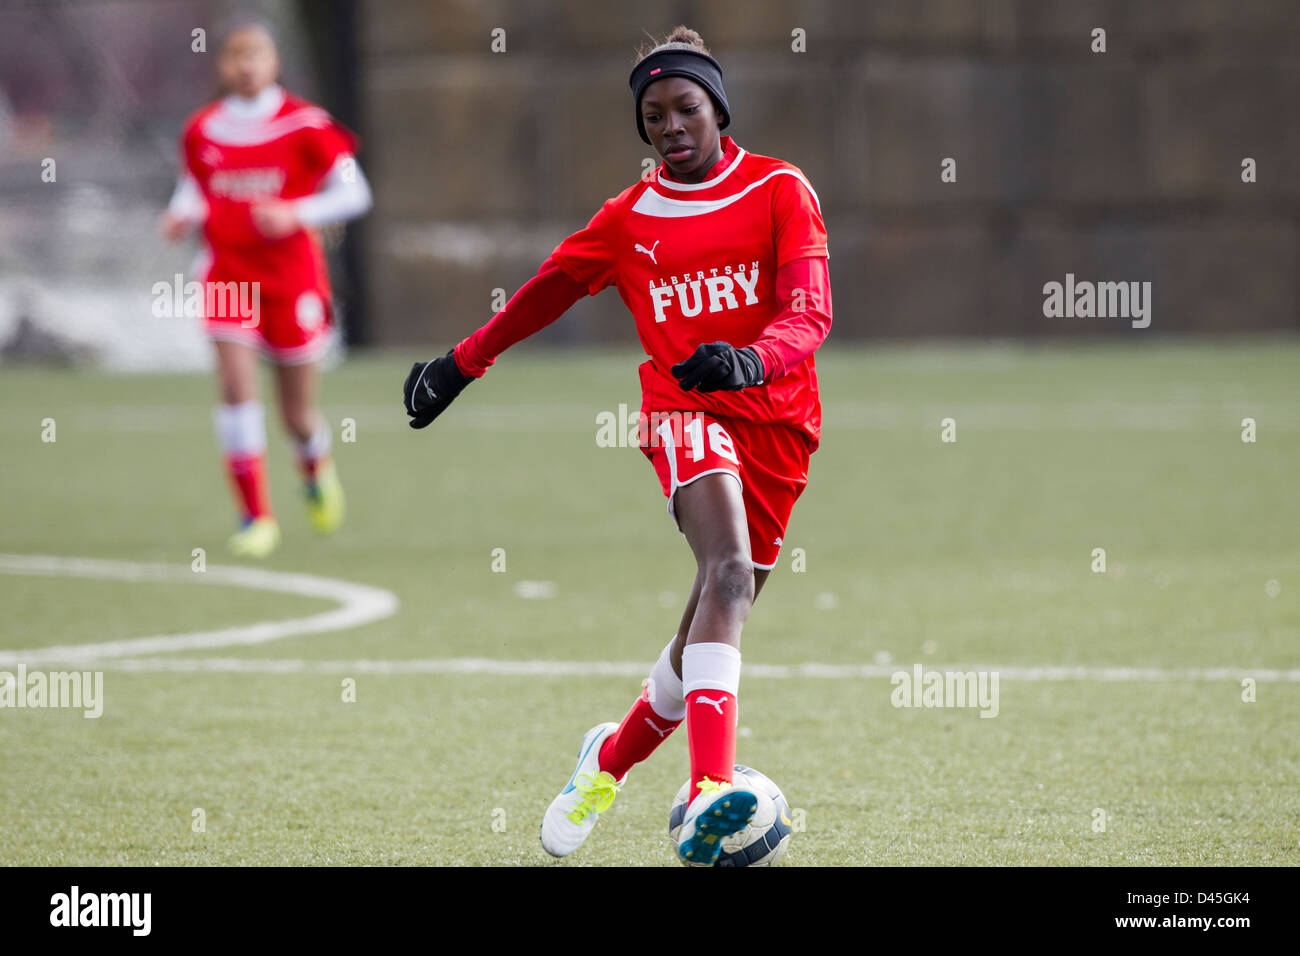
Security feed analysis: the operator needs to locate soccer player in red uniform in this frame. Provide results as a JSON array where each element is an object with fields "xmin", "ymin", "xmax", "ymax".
[
  {"xmin": 162, "ymin": 16, "xmax": 371, "ymax": 557},
  {"xmin": 402, "ymin": 26, "xmax": 831, "ymax": 864}
]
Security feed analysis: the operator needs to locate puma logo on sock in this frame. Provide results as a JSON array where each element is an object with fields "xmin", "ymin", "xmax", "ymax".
[{"xmin": 695, "ymin": 694, "xmax": 728, "ymax": 715}]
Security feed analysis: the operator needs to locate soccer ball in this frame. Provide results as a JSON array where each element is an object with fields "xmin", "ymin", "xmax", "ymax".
[{"xmin": 668, "ymin": 765, "xmax": 792, "ymax": 867}]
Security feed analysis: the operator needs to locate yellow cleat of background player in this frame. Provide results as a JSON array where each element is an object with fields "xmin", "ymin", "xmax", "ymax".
[
  {"xmin": 304, "ymin": 459, "xmax": 345, "ymax": 534},
  {"xmin": 227, "ymin": 515, "xmax": 281, "ymax": 558}
]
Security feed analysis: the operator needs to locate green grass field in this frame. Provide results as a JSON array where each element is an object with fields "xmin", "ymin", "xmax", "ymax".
[{"xmin": 2, "ymin": 340, "xmax": 1297, "ymax": 865}]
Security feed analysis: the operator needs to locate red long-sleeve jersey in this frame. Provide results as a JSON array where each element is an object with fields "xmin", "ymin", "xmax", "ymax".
[
  {"xmin": 453, "ymin": 135, "xmax": 832, "ymax": 446},
  {"xmin": 179, "ymin": 88, "xmax": 357, "ymax": 299}
]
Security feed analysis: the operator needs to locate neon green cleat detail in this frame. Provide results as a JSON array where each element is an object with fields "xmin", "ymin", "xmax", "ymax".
[
  {"xmin": 564, "ymin": 771, "xmax": 621, "ymax": 826},
  {"xmin": 540, "ymin": 722, "xmax": 624, "ymax": 857},
  {"xmin": 227, "ymin": 516, "xmax": 281, "ymax": 558},
  {"xmin": 304, "ymin": 459, "xmax": 345, "ymax": 534}
]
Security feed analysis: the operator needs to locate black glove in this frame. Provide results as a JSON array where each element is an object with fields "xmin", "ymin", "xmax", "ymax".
[
  {"xmin": 671, "ymin": 342, "xmax": 765, "ymax": 393},
  {"xmin": 403, "ymin": 349, "xmax": 473, "ymax": 429}
]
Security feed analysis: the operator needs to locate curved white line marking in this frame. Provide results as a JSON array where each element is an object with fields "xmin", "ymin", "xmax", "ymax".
[
  {"xmin": 3, "ymin": 556, "xmax": 1292, "ymax": 684},
  {"xmin": 0, "ymin": 554, "xmax": 399, "ymax": 665}
]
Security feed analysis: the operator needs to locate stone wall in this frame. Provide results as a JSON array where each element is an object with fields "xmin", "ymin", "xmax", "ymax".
[{"xmin": 360, "ymin": 0, "xmax": 1299, "ymax": 346}]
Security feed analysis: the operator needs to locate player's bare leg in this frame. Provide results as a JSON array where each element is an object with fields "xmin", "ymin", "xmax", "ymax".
[
  {"xmin": 596, "ymin": 481, "xmax": 771, "ymax": 775},
  {"xmin": 274, "ymin": 359, "xmax": 343, "ymax": 533},
  {"xmin": 675, "ymin": 472, "xmax": 755, "ymax": 652},
  {"xmin": 272, "ymin": 357, "xmax": 319, "ymax": 445},
  {"xmin": 595, "ymin": 476, "xmax": 764, "ymax": 778},
  {"xmin": 541, "ymin": 479, "xmax": 769, "ymax": 858},
  {"xmin": 215, "ymin": 339, "xmax": 258, "ymax": 406},
  {"xmin": 212, "ymin": 340, "xmax": 279, "ymax": 556},
  {"xmin": 670, "ymin": 567, "xmax": 769, "ymax": 677},
  {"xmin": 670, "ymin": 472, "xmax": 760, "ymax": 863}
]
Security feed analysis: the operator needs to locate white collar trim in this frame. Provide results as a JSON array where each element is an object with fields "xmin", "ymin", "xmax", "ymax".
[
  {"xmin": 632, "ymin": 167, "xmax": 822, "ymax": 219},
  {"xmin": 220, "ymin": 84, "xmax": 286, "ymax": 121},
  {"xmin": 655, "ymin": 147, "xmax": 746, "ymax": 191}
]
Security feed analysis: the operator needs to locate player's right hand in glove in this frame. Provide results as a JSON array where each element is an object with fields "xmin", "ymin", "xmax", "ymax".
[
  {"xmin": 403, "ymin": 349, "xmax": 473, "ymax": 429},
  {"xmin": 672, "ymin": 342, "xmax": 765, "ymax": 393}
]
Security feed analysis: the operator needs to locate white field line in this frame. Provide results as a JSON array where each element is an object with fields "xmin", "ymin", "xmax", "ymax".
[
  {"xmin": 2, "ymin": 555, "xmax": 1294, "ymax": 682},
  {"xmin": 64, "ymin": 401, "xmax": 1300, "ymax": 433},
  {"xmin": 98, "ymin": 656, "xmax": 1300, "ymax": 682},
  {"xmin": 0, "ymin": 554, "xmax": 398, "ymax": 665}
]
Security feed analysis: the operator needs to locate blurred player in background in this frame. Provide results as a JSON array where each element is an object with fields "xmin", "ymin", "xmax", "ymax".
[
  {"xmin": 402, "ymin": 27, "xmax": 831, "ymax": 864},
  {"xmin": 161, "ymin": 15, "xmax": 371, "ymax": 557}
]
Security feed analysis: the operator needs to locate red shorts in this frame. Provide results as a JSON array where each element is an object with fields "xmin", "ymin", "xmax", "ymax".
[
  {"xmin": 640, "ymin": 410, "xmax": 812, "ymax": 570},
  {"xmin": 203, "ymin": 284, "xmax": 333, "ymax": 365}
]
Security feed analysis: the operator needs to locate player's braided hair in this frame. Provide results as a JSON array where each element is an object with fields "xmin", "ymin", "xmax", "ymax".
[
  {"xmin": 215, "ymin": 11, "xmax": 282, "ymax": 53},
  {"xmin": 634, "ymin": 25, "xmax": 711, "ymax": 64}
]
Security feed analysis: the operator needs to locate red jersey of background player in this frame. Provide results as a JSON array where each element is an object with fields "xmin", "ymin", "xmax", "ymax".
[
  {"xmin": 179, "ymin": 90, "xmax": 357, "ymax": 300},
  {"xmin": 549, "ymin": 135, "xmax": 829, "ymax": 447}
]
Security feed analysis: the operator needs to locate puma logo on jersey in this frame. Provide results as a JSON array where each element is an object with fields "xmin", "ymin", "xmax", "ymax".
[
  {"xmin": 634, "ymin": 240, "xmax": 660, "ymax": 264},
  {"xmin": 649, "ymin": 262, "xmax": 761, "ymax": 324},
  {"xmin": 695, "ymin": 694, "xmax": 728, "ymax": 715},
  {"xmin": 643, "ymin": 717, "xmax": 671, "ymax": 738}
]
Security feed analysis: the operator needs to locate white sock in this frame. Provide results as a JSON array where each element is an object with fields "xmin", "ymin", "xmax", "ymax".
[
  {"xmin": 295, "ymin": 418, "xmax": 332, "ymax": 463},
  {"xmin": 213, "ymin": 401, "xmax": 266, "ymax": 455},
  {"xmin": 682, "ymin": 642, "xmax": 741, "ymax": 696},
  {"xmin": 645, "ymin": 638, "xmax": 686, "ymax": 722},
  {"xmin": 683, "ymin": 642, "xmax": 742, "ymax": 728}
]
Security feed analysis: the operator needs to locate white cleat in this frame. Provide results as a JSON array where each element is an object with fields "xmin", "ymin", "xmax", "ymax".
[
  {"xmin": 676, "ymin": 777, "xmax": 759, "ymax": 867},
  {"xmin": 540, "ymin": 722, "xmax": 624, "ymax": 858}
]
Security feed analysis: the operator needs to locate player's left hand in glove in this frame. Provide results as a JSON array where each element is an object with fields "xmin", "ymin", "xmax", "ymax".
[
  {"xmin": 671, "ymin": 342, "xmax": 765, "ymax": 393},
  {"xmin": 403, "ymin": 349, "xmax": 473, "ymax": 429}
]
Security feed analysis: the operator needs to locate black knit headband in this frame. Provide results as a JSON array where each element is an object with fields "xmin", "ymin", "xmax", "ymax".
[{"xmin": 629, "ymin": 48, "xmax": 731, "ymax": 145}]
